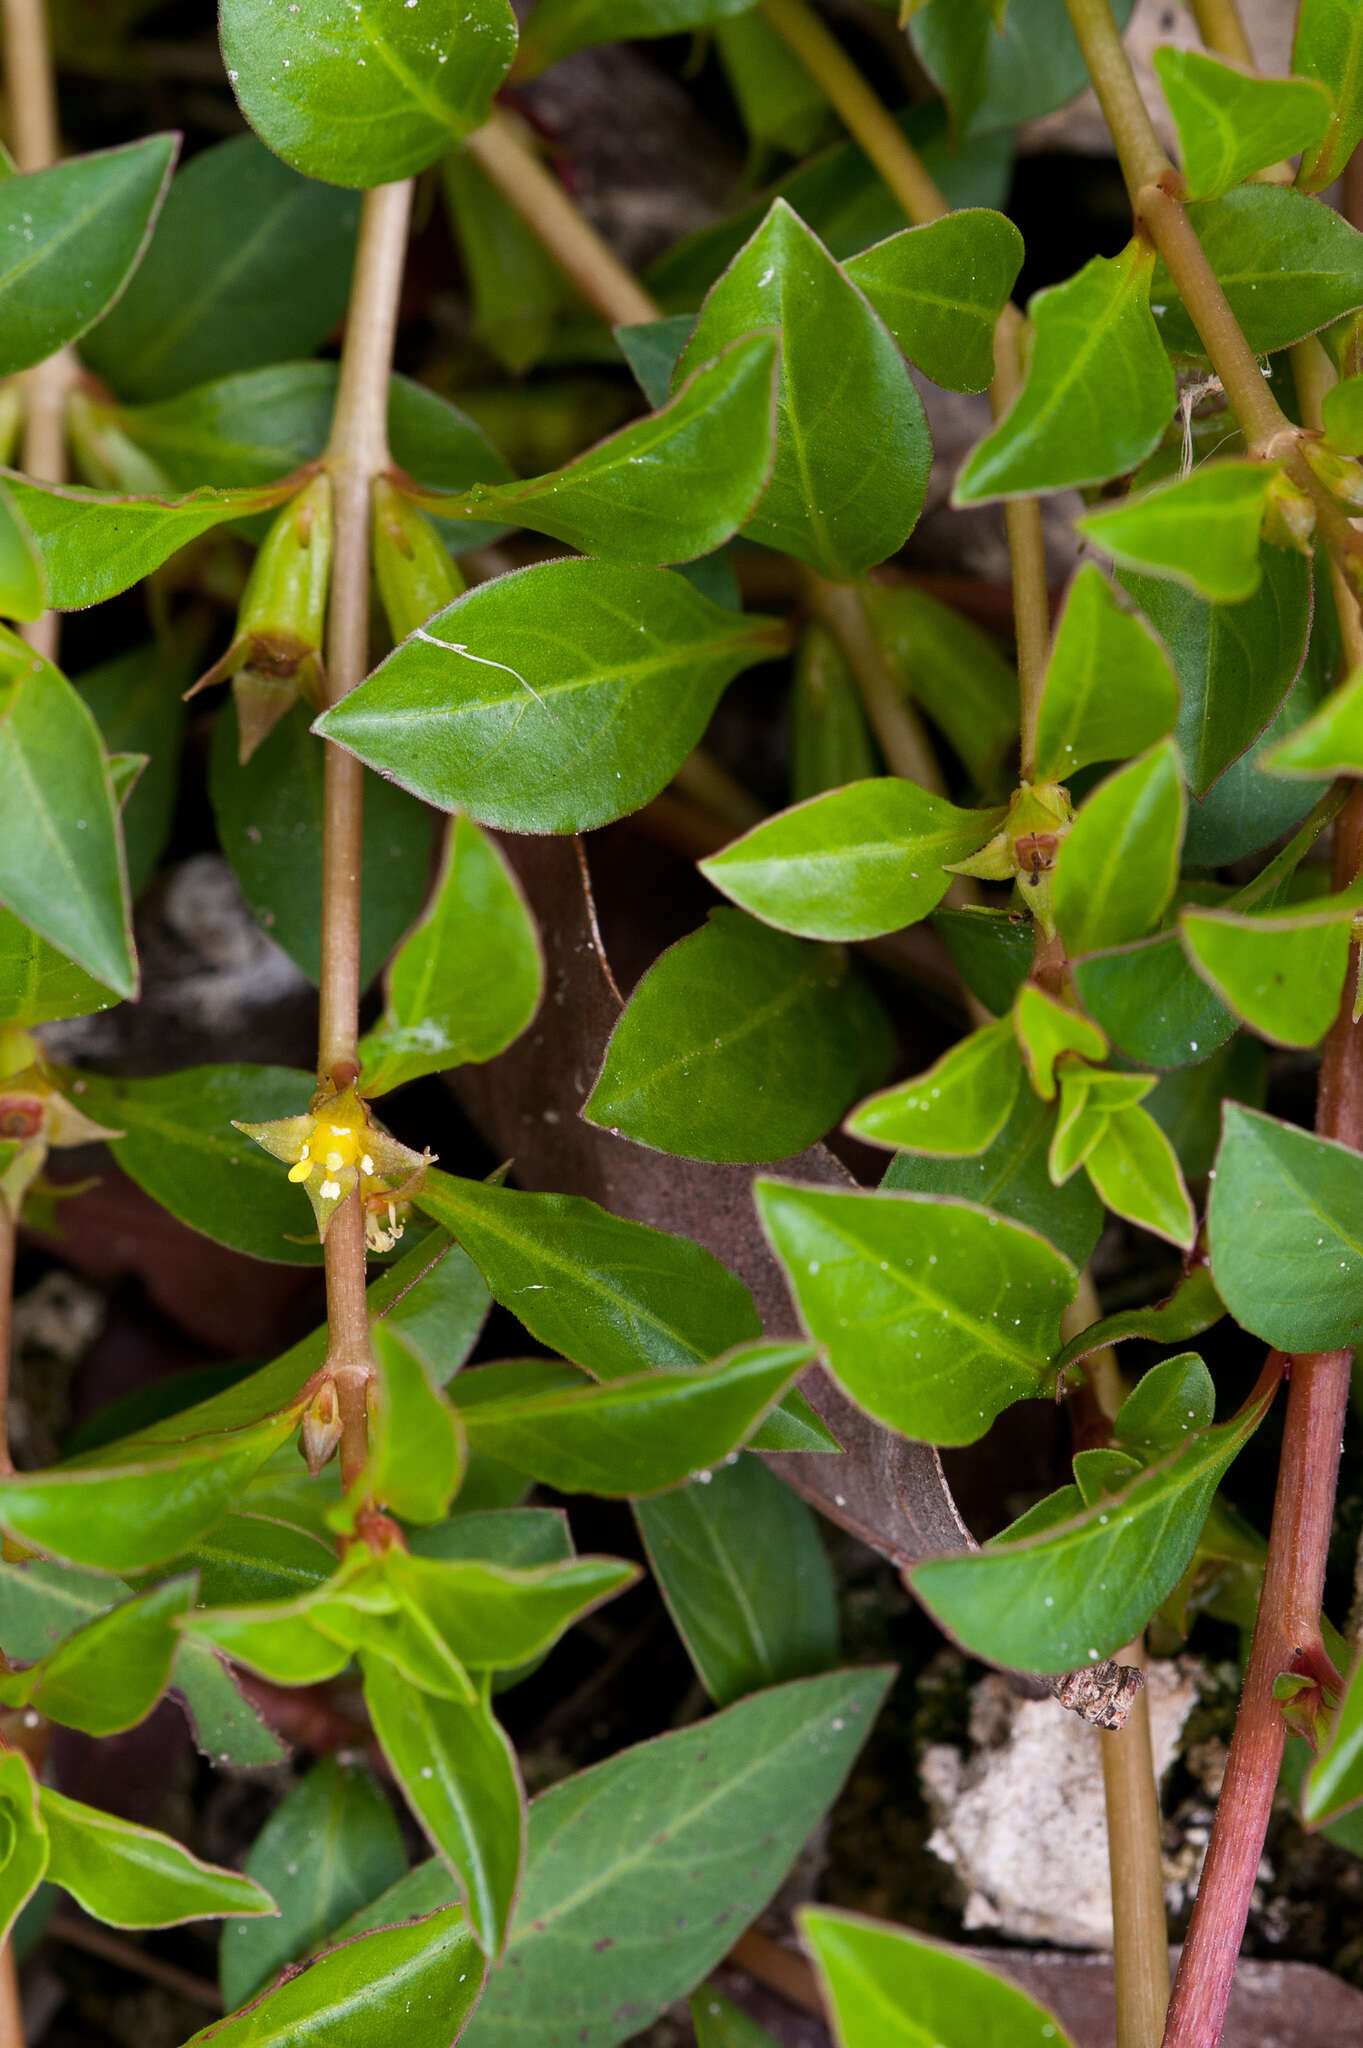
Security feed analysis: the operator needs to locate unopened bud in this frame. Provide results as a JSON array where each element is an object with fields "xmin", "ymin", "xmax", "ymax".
[
  {"xmin": 1300, "ymin": 438, "xmax": 1363, "ymax": 512},
  {"xmin": 372, "ymin": 475, "xmax": 464, "ymax": 644},
  {"xmin": 1261, "ymin": 470, "xmax": 1316, "ymax": 554},
  {"xmin": 300, "ymin": 1378, "xmax": 343, "ymax": 1476}
]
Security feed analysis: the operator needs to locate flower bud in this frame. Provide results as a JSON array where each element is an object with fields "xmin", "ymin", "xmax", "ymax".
[
  {"xmin": 372, "ymin": 475, "xmax": 464, "ymax": 644},
  {"xmin": 300, "ymin": 1377, "xmax": 343, "ymax": 1477},
  {"xmin": 1299, "ymin": 439, "xmax": 1363, "ymax": 513},
  {"xmin": 1261, "ymin": 469, "xmax": 1317, "ymax": 554}
]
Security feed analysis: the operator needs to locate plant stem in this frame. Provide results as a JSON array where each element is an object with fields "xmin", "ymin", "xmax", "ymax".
[
  {"xmin": 464, "ymin": 110, "xmax": 658, "ymax": 328},
  {"xmin": 317, "ymin": 177, "xmax": 413, "ymax": 1499},
  {"xmin": 1103, "ymin": 1639, "xmax": 1170, "ymax": 2048},
  {"xmin": 0, "ymin": 1207, "xmax": 13, "ymax": 1481},
  {"xmin": 799, "ymin": 571, "xmax": 944, "ymax": 792},
  {"xmin": 1188, "ymin": 0, "xmax": 1255, "ymax": 67}
]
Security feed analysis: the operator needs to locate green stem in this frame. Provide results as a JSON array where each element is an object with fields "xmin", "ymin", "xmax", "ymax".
[{"xmin": 800, "ymin": 572, "xmax": 944, "ymax": 792}]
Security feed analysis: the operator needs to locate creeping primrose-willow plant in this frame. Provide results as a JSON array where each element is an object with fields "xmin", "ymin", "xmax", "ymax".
[{"xmin": 5, "ymin": 0, "xmax": 1363, "ymax": 2042}]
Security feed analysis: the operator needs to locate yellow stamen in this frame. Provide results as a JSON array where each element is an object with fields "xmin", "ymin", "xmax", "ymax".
[{"xmin": 288, "ymin": 1157, "xmax": 314, "ymax": 1183}]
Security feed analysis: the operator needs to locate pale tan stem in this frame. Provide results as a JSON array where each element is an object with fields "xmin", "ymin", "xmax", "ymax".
[
  {"xmin": 1102, "ymin": 1641, "xmax": 1172, "ymax": 2048},
  {"xmin": 1188, "ymin": 0, "xmax": 1255, "ymax": 68},
  {"xmin": 465, "ymin": 111, "xmax": 658, "ymax": 329},
  {"xmin": 801, "ymin": 572, "xmax": 944, "ymax": 793}
]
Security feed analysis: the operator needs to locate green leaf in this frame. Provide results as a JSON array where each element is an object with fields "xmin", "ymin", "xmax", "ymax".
[
  {"xmin": 1079, "ymin": 461, "xmax": 1275, "ymax": 605},
  {"xmin": 1147, "ymin": 1034, "xmax": 1266, "ymax": 1180},
  {"xmin": 1266, "ymin": 661, "xmax": 1363, "ymax": 775},
  {"xmin": 932, "ymin": 907, "xmax": 1032, "ymax": 1018},
  {"xmin": 882, "ymin": 1088, "xmax": 1104, "ymax": 1268},
  {"xmin": 40, "ymin": 1785, "xmax": 272, "ymax": 1930},
  {"xmin": 910, "ymin": 1362, "xmax": 1274, "ymax": 1669},
  {"xmin": 411, "ymin": 1507, "xmax": 573, "ymax": 1571},
  {"xmin": 1120, "ymin": 545, "xmax": 1312, "ymax": 796},
  {"xmin": 1152, "ymin": 186, "xmax": 1363, "ymax": 356},
  {"xmin": 190, "ymin": 1908, "xmax": 483, "ymax": 2046},
  {"xmin": 842, "ymin": 209, "xmax": 1023, "ymax": 394},
  {"xmin": 0, "ymin": 1754, "xmax": 48, "ymax": 1944},
  {"xmin": 636, "ymin": 1454, "xmax": 837, "ymax": 1705},
  {"xmin": 1154, "ymin": 48, "xmax": 1332, "ymax": 201},
  {"xmin": 675, "ymin": 201, "xmax": 930, "ymax": 579},
  {"xmin": 0, "ymin": 136, "xmax": 176, "ymax": 377},
  {"xmin": 860, "ymin": 583, "xmax": 1018, "ymax": 794},
  {"xmin": 1208, "ymin": 1103, "xmax": 1363, "ymax": 1349},
  {"xmin": 583, "ymin": 909, "xmax": 888, "ymax": 1164},
  {"xmin": 1052, "ymin": 740, "xmax": 1185, "ymax": 958},
  {"xmin": 516, "ymin": 0, "xmax": 752, "ymax": 76},
  {"xmin": 756, "ymin": 1180, "xmax": 1076, "ymax": 1445},
  {"xmin": 221, "ymin": 1760, "xmax": 403, "ymax": 2008},
  {"xmin": 1113, "ymin": 1349, "xmax": 1216, "ymax": 1456},
  {"xmin": 74, "ymin": 1065, "xmax": 323, "ymax": 1266},
  {"xmin": 715, "ymin": 10, "xmax": 830, "ymax": 159},
  {"xmin": 802, "ymin": 1906, "xmax": 1077, "ymax": 2048},
  {"xmin": 1296, "ymin": 0, "xmax": 1363, "ymax": 190},
  {"xmin": 455, "ymin": 1342, "xmax": 813, "ymax": 1494},
  {"xmin": 1082, "ymin": 1104, "xmax": 1197, "ymax": 1248},
  {"xmin": 1322, "ymin": 371, "xmax": 1363, "ymax": 454},
  {"xmin": 363, "ymin": 1657, "xmax": 523, "ymax": 1958},
  {"xmin": 1070, "ymin": 931, "xmax": 1238, "ymax": 1070},
  {"xmin": 384, "ymin": 1551, "xmax": 638, "ymax": 1670},
  {"xmin": 443, "ymin": 151, "xmax": 574, "ymax": 377},
  {"xmin": 220, "ymin": 0, "xmax": 518, "ymax": 189},
  {"xmin": 1305, "ymin": 1647, "xmax": 1363, "ymax": 1824},
  {"xmin": 1011, "ymin": 981, "xmax": 1108, "ymax": 1102},
  {"xmin": 417, "ymin": 334, "xmax": 779, "ymax": 566},
  {"xmin": 367, "ymin": 1325, "xmax": 466, "ymax": 1525},
  {"xmin": 456, "ymin": 1666, "xmax": 893, "ymax": 2048},
  {"xmin": 847, "ymin": 1016, "xmax": 1022, "ymax": 1157},
  {"xmin": 955, "ymin": 240, "xmax": 1174, "ymax": 502},
  {"xmin": 0, "ymin": 480, "xmax": 45, "ymax": 623},
  {"xmin": 1032, "ymin": 565, "xmax": 1179, "ymax": 783},
  {"xmin": 790, "ymin": 624, "xmax": 877, "ymax": 801},
  {"xmin": 358, "ymin": 816, "xmax": 542, "ymax": 1096},
  {"xmin": 82, "ymin": 135, "xmax": 360, "ymax": 401},
  {"xmin": 1184, "ymin": 646, "xmax": 1333, "ymax": 863},
  {"xmin": 75, "ymin": 637, "xmax": 191, "ymax": 900},
  {"xmin": 908, "ymin": 0, "xmax": 1136, "ymax": 138},
  {"xmin": 0, "ymin": 1574, "xmax": 193, "ymax": 1735},
  {"xmin": 210, "ymin": 700, "xmax": 436, "ymax": 993},
  {"xmin": 2, "ymin": 471, "xmax": 296, "ymax": 610},
  {"xmin": 0, "ymin": 1408, "xmax": 298, "ymax": 1572},
  {"xmin": 171, "ymin": 1510, "xmax": 334, "ymax": 1607},
  {"xmin": 1180, "ymin": 892, "xmax": 1357, "ymax": 1047},
  {"xmin": 380, "ymin": 1234, "xmax": 491, "ymax": 1388},
  {"xmin": 699, "ymin": 780, "xmax": 1001, "ymax": 943},
  {"xmin": 0, "ymin": 633, "xmax": 136, "ymax": 997},
  {"xmin": 313, "ymin": 559, "xmax": 784, "ymax": 833},
  {"xmin": 691, "ymin": 1990, "xmax": 783, "ymax": 2048}
]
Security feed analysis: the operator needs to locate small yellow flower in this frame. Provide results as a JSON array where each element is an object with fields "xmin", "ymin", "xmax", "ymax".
[{"xmin": 234, "ymin": 1081, "xmax": 431, "ymax": 1248}]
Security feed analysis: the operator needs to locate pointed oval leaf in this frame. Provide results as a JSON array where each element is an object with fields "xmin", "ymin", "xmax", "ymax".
[
  {"xmin": 1032, "ymin": 564, "xmax": 1179, "ymax": 783},
  {"xmin": 1082, "ymin": 1104, "xmax": 1197, "ymax": 1249},
  {"xmin": 1180, "ymin": 895, "xmax": 1356, "ymax": 1048},
  {"xmin": 0, "ymin": 482, "xmax": 45, "ymax": 623},
  {"xmin": 1266, "ymin": 661, "xmax": 1363, "ymax": 776},
  {"xmin": 1070, "ymin": 930, "xmax": 1237, "ymax": 1071},
  {"xmin": 847, "ymin": 1016, "xmax": 1022, "ymax": 1157},
  {"xmin": 1113, "ymin": 1349, "xmax": 1217, "ymax": 1457},
  {"xmin": 954, "ymin": 240, "xmax": 1174, "ymax": 503},
  {"xmin": 313, "ymin": 560, "xmax": 785, "ymax": 833},
  {"xmin": 1052, "ymin": 740, "xmax": 1185, "ymax": 958},
  {"xmin": 0, "ymin": 136, "xmax": 176, "ymax": 376},
  {"xmin": 41, "ymin": 1786, "xmax": 274, "ymax": 1931},
  {"xmin": 907, "ymin": 0, "xmax": 1136, "ymax": 138},
  {"xmin": 1154, "ymin": 48, "xmax": 1332, "ymax": 201},
  {"xmin": 842, "ymin": 209, "xmax": 1023, "ymax": 394},
  {"xmin": 0, "ymin": 1574, "xmax": 194, "ymax": 1735},
  {"xmin": 1208, "ymin": 1103, "xmax": 1363, "ymax": 1349},
  {"xmin": 1059, "ymin": 1268, "xmax": 1224, "ymax": 1381},
  {"xmin": 365, "ymin": 1326, "xmax": 466, "ymax": 1526},
  {"xmin": 911, "ymin": 1363, "xmax": 1273, "ymax": 1670},
  {"xmin": 584, "ymin": 909, "xmax": 887, "ymax": 1164},
  {"xmin": 756, "ymin": 1180, "xmax": 1076, "ymax": 1446},
  {"xmin": 1296, "ymin": 0, "xmax": 1363, "ymax": 191},
  {"xmin": 220, "ymin": 0, "xmax": 518, "ymax": 189},
  {"xmin": 675, "ymin": 201, "xmax": 931, "ymax": 579},
  {"xmin": 387, "ymin": 1552, "xmax": 638, "ymax": 1669},
  {"xmin": 1078, "ymin": 461, "xmax": 1275, "ymax": 604},
  {"xmin": 699, "ymin": 780, "xmax": 1002, "ymax": 942},
  {"xmin": 1153, "ymin": 186, "xmax": 1363, "ymax": 357},
  {"xmin": 1011, "ymin": 981, "xmax": 1107, "ymax": 1100}
]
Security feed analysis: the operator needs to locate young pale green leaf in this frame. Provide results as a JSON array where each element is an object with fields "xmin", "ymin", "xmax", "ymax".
[
  {"xmin": 859, "ymin": 583, "xmax": 1018, "ymax": 794},
  {"xmin": 842, "ymin": 209, "xmax": 1023, "ymax": 394},
  {"xmin": 0, "ymin": 1754, "xmax": 48, "ymax": 1945},
  {"xmin": 954, "ymin": 240, "xmax": 1174, "ymax": 502},
  {"xmin": 2, "ymin": 471, "xmax": 296, "ymax": 609},
  {"xmin": 1152, "ymin": 186, "xmax": 1363, "ymax": 356},
  {"xmin": 211, "ymin": 701, "xmax": 436, "ymax": 995},
  {"xmin": 1180, "ymin": 893, "xmax": 1357, "ymax": 1047},
  {"xmin": 184, "ymin": 1599, "xmax": 354, "ymax": 1690},
  {"xmin": 40, "ymin": 1786, "xmax": 273, "ymax": 1931},
  {"xmin": 0, "ymin": 633, "xmax": 136, "ymax": 997},
  {"xmin": 414, "ymin": 335, "xmax": 779, "ymax": 566},
  {"xmin": 790, "ymin": 624, "xmax": 877, "ymax": 801},
  {"xmin": 0, "ymin": 1408, "xmax": 298, "ymax": 1572},
  {"xmin": 1209, "ymin": 1103, "xmax": 1363, "ymax": 1349},
  {"xmin": 192, "ymin": 1908, "xmax": 483, "ymax": 2047},
  {"xmin": 456, "ymin": 1666, "xmax": 893, "ymax": 2048},
  {"xmin": 74, "ymin": 1065, "xmax": 322, "ymax": 1266},
  {"xmin": 1032, "ymin": 564, "xmax": 1179, "ymax": 783},
  {"xmin": 1305, "ymin": 1647, "xmax": 1363, "ymax": 1825},
  {"xmin": 847, "ymin": 1016, "xmax": 1022, "ymax": 1157},
  {"xmin": 221, "ymin": 1759, "xmax": 403, "ymax": 2009},
  {"xmin": 515, "ymin": 0, "xmax": 759, "ymax": 87},
  {"xmin": 1011, "ymin": 981, "xmax": 1107, "ymax": 1101},
  {"xmin": 1057, "ymin": 1268, "xmax": 1224, "ymax": 1380},
  {"xmin": 385, "ymin": 1551, "xmax": 639, "ymax": 1670},
  {"xmin": 220, "ymin": 0, "xmax": 518, "ymax": 188},
  {"xmin": 1052, "ymin": 740, "xmax": 1185, "ymax": 958},
  {"xmin": 455, "ymin": 1342, "xmax": 813, "ymax": 1494},
  {"xmin": 911, "ymin": 1362, "xmax": 1274, "ymax": 1670},
  {"xmin": 1113, "ymin": 1350, "xmax": 1217, "ymax": 1457},
  {"xmin": 366, "ymin": 1326, "xmax": 466, "ymax": 1526},
  {"xmin": 699, "ymin": 780, "xmax": 1002, "ymax": 943},
  {"xmin": 1154, "ymin": 48, "xmax": 1332, "ymax": 200},
  {"xmin": 1296, "ymin": 0, "xmax": 1363, "ymax": 190},
  {"xmin": 1265, "ymin": 662, "xmax": 1363, "ymax": 775},
  {"xmin": 802, "ymin": 1906, "xmax": 1076, "ymax": 2048},
  {"xmin": 1120, "ymin": 546, "xmax": 1312, "ymax": 796},
  {"xmin": 0, "ymin": 136, "xmax": 176, "ymax": 377},
  {"xmin": 882, "ymin": 1090, "xmax": 1104, "ymax": 1269},
  {"xmin": 1082, "ymin": 1104, "xmax": 1197, "ymax": 1249},
  {"xmin": 756, "ymin": 1181, "xmax": 1076, "ymax": 1445},
  {"xmin": 691, "ymin": 1990, "xmax": 782, "ymax": 2048},
  {"xmin": 358, "ymin": 816, "xmax": 542, "ymax": 1096},
  {"xmin": 0, "ymin": 1575, "xmax": 193, "ymax": 1735},
  {"xmin": 0, "ymin": 482, "xmax": 44, "ymax": 623},
  {"xmin": 362, "ymin": 1656, "xmax": 524, "ymax": 1958},
  {"xmin": 636, "ymin": 1455, "xmax": 837, "ymax": 1706},
  {"xmin": 82, "ymin": 135, "xmax": 360, "ymax": 402},
  {"xmin": 675, "ymin": 201, "xmax": 930, "ymax": 579},
  {"xmin": 313, "ymin": 560, "xmax": 784, "ymax": 833},
  {"xmin": 1079, "ymin": 462, "xmax": 1276, "ymax": 604},
  {"xmin": 1070, "ymin": 930, "xmax": 1238, "ymax": 1071},
  {"xmin": 584, "ymin": 909, "xmax": 887, "ymax": 1164},
  {"xmin": 907, "ymin": 0, "xmax": 1136, "ymax": 138}
]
